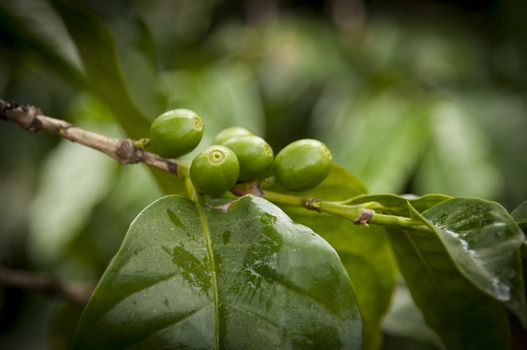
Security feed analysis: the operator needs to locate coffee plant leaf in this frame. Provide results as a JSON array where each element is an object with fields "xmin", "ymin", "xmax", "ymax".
[
  {"xmin": 423, "ymin": 198, "xmax": 527, "ymax": 326},
  {"xmin": 388, "ymin": 203, "xmax": 512, "ymax": 350},
  {"xmin": 73, "ymin": 195, "xmax": 362, "ymax": 349}
]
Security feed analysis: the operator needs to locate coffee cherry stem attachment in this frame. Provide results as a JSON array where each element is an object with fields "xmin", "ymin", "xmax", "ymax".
[
  {"xmin": 184, "ymin": 175, "xmax": 200, "ymax": 202},
  {"xmin": 230, "ymin": 180, "xmax": 263, "ymax": 197}
]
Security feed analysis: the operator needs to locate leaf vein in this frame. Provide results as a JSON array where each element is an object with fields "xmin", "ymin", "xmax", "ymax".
[{"xmin": 127, "ymin": 303, "xmax": 213, "ymax": 348}]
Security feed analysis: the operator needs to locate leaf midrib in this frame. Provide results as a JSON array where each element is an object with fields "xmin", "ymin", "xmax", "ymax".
[
  {"xmin": 195, "ymin": 196, "xmax": 220, "ymax": 349},
  {"xmin": 127, "ymin": 303, "xmax": 213, "ymax": 348}
]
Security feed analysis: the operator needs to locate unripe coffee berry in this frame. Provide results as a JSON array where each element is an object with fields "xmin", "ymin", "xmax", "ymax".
[
  {"xmin": 222, "ymin": 135, "xmax": 274, "ymax": 181},
  {"xmin": 213, "ymin": 127, "xmax": 253, "ymax": 145},
  {"xmin": 149, "ymin": 109, "xmax": 203, "ymax": 158},
  {"xmin": 190, "ymin": 145, "xmax": 239, "ymax": 197},
  {"xmin": 273, "ymin": 139, "xmax": 332, "ymax": 191}
]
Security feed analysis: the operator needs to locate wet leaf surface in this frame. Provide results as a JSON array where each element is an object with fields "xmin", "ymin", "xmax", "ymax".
[
  {"xmin": 423, "ymin": 198, "xmax": 527, "ymax": 326},
  {"xmin": 74, "ymin": 195, "xmax": 362, "ymax": 349},
  {"xmin": 387, "ymin": 203, "xmax": 513, "ymax": 350}
]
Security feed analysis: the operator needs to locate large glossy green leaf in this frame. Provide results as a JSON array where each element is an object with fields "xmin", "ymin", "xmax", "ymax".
[
  {"xmin": 512, "ymin": 200, "xmax": 527, "ymax": 228},
  {"xmin": 423, "ymin": 198, "xmax": 527, "ymax": 326},
  {"xmin": 272, "ymin": 164, "xmax": 396, "ymax": 350},
  {"xmin": 388, "ymin": 203, "xmax": 511, "ymax": 350},
  {"xmin": 74, "ymin": 195, "xmax": 362, "ymax": 349}
]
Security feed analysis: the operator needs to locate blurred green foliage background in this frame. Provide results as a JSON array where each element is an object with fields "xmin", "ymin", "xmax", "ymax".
[{"xmin": 0, "ymin": 0, "xmax": 526, "ymax": 349}]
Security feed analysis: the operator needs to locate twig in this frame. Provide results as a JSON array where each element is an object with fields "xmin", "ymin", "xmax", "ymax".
[
  {"xmin": 0, "ymin": 99, "xmax": 180, "ymax": 176},
  {"xmin": 1, "ymin": 98, "xmax": 429, "ymax": 231},
  {"xmin": 0, "ymin": 267, "xmax": 94, "ymax": 308}
]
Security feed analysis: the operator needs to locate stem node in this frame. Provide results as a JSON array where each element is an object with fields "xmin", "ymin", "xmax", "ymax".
[
  {"xmin": 354, "ymin": 208, "xmax": 374, "ymax": 225},
  {"xmin": 304, "ymin": 198, "xmax": 320, "ymax": 211}
]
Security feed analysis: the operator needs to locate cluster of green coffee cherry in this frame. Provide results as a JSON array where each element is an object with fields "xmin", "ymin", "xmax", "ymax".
[{"xmin": 147, "ymin": 109, "xmax": 333, "ymax": 196}]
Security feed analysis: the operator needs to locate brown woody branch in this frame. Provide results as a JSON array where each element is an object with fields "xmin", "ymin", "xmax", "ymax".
[
  {"xmin": 0, "ymin": 99, "xmax": 179, "ymax": 176},
  {"xmin": 0, "ymin": 266, "xmax": 94, "ymax": 308}
]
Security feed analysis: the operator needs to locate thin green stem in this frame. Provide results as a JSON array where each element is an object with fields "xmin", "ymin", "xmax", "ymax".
[
  {"xmin": 259, "ymin": 190, "xmax": 309, "ymax": 207},
  {"xmin": 261, "ymin": 190, "xmax": 430, "ymax": 232},
  {"xmin": 368, "ymin": 213, "xmax": 429, "ymax": 231},
  {"xmin": 316, "ymin": 200, "xmax": 363, "ymax": 221}
]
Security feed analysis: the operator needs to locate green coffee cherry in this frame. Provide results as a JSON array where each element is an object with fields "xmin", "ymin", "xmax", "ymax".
[
  {"xmin": 222, "ymin": 135, "xmax": 274, "ymax": 181},
  {"xmin": 213, "ymin": 127, "xmax": 252, "ymax": 145},
  {"xmin": 190, "ymin": 145, "xmax": 239, "ymax": 197},
  {"xmin": 273, "ymin": 139, "xmax": 332, "ymax": 191},
  {"xmin": 149, "ymin": 109, "xmax": 203, "ymax": 158}
]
